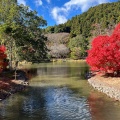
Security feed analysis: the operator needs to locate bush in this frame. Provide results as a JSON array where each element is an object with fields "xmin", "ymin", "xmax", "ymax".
[
  {"xmin": 68, "ymin": 35, "xmax": 88, "ymax": 59},
  {"xmin": 86, "ymin": 23, "xmax": 120, "ymax": 75},
  {"xmin": 0, "ymin": 45, "xmax": 8, "ymax": 71}
]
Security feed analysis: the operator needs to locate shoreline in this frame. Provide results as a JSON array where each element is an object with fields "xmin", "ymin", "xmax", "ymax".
[
  {"xmin": 0, "ymin": 69, "xmax": 29, "ymax": 101},
  {"xmin": 51, "ymin": 58, "xmax": 86, "ymax": 62},
  {"xmin": 88, "ymin": 74, "xmax": 120, "ymax": 101}
]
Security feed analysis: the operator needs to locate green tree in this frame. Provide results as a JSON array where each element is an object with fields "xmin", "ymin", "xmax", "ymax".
[
  {"xmin": 70, "ymin": 47, "xmax": 81, "ymax": 60},
  {"xmin": 68, "ymin": 35, "xmax": 88, "ymax": 59},
  {"xmin": 0, "ymin": 0, "xmax": 18, "ymax": 69},
  {"xmin": 0, "ymin": 0, "xmax": 18, "ymax": 24},
  {"xmin": 45, "ymin": 26, "xmax": 55, "ymax": 33},
  {"xmin": 0, "ymin": 2, "xmax": 48, "ymax": 69},
  {"xmin": 12, "ymin": 5, "xmax": 48, "ymax": 62}
]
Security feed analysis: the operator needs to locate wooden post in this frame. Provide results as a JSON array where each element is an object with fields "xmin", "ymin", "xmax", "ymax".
[{"xmin": 14, "ymin": 61, "xmax": 18, "ymax": 80}]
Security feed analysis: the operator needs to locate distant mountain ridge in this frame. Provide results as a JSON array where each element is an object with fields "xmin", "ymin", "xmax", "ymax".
[{"xmin": 45, "ymin": 1, "xmax": 120, "ymax": 38}]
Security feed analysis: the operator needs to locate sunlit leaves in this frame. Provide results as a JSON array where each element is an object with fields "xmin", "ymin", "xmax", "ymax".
[
  {"xmin": 68, "ymin": 35, "xmax": 89, "ymax": 59},
  {"xmin": 0, "ymin": 0, "xmax": 18, "ymax": 24},
  {"xmin": 0, "ymin": 1, "xmax": 48, "ymax": 63},
  {"xmin": 0, "ymin": 45, "xmax": 8, "ymax": 72},
  {"xmin": 86, "ymin": 23, "xmax": 120, "ymax": 74}
]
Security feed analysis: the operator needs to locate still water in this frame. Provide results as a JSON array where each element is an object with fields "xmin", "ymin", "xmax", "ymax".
[{"xmin": 0, "ymin": 61, "xmax": 120, "ymax": 120}]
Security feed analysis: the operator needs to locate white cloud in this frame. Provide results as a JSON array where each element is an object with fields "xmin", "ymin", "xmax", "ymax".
[
  {"xmin": 35, "ymin": 0, "xmax": 43, "ymax": 6},
  {"xmin": 17, "ymin": 0, "xmax": 26, "ymax": 5},
  {"xmin": 46, "ymin": 0, "xmax": 51, "ymax": 4},
  {"xmin": 51, "ymin": 7, "xmax": 68, "ymax": 24},
  {"xmin": 17, "ymin": 0, "xmax": 33, "ymax": 11},
  {"xmin": 64, "ymin": 0, "xmax": 109, "ymax": 12},
  {"xmin": 51, "ymin": 0, "xmax": 110, "ymax": 24}
]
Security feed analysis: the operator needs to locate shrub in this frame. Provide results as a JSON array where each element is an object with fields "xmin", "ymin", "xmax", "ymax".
[
  {"xmin": 86, "ymin": 23, "xmax": 120, "ymax": 75},
  {"xmin": 0, "ymin": 45, "xmax": 8, "ymax": 72}
]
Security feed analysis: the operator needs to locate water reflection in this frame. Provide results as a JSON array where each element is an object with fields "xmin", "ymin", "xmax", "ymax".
[
  {"xmin": 34, "ymin": 62, "xmax": 89, "ymax": 80},
  {"xmin": 0, "ymin": 62, "xmax": 120, "ymax": 120},
  {"xmin": 44, "ymin": 87, "xmax": 91, "ymax": 120},
  {"xmin": 20, "ymin": 86, "xmax": 91, "ymax": 120},
  {"xmin": 88, "ymin": 92, "xmax": 120, "ymax": 120}
]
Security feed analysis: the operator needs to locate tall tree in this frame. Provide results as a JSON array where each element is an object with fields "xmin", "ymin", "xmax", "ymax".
[
  {"xmin": 0, "ymin": 0, "xmax": 18, "ymax": 69},
  {"xmin": 0, "ymin": 1, "xmax": 48, "ymax": 69},
  {"xmin": 68, "ymin": 35, "xmax": 89, "ymax": 59},
  {"xmin": 12, "ymin": 4, "xmax": 48, "ymax": 62}
]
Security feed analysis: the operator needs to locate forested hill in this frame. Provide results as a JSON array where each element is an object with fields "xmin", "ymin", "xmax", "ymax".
[{"xmin": 45, "ymin": 1, "xmax": 120, "ymax": 38}]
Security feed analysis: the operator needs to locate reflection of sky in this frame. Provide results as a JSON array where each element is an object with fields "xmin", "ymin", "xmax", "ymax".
[
  {"xmin": 20, "ymin": 86, "xmax": 92, "ymax": 120},
  {"xmin": 44, "ymin": 87, "xmax": 92, "ymax": 120},
  {"xmin": 0, "ymin": 62, "xmax": 90, "ymax": 120},
  {"xmin": 1, "ymin": 62, "xmax": 120, "ymax": 120}
]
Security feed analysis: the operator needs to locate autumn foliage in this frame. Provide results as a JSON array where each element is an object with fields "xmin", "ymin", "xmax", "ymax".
[
  {"xmin": 0, "ymin": 45, "xmax": 8, "ymax": 72},
  {"xmin": 86, "ymin": 23, "xmax": 120, "ymax": 74}
]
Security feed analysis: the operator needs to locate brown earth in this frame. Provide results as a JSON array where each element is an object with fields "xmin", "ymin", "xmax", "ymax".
[{"xmin": 0, "ymin": 69, "xmax": 28, "ymax": 101}]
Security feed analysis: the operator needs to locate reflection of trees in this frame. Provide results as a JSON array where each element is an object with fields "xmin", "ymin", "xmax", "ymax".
[
  {"xmin": 27, "ymin": 68, "xmax": 38, "ymax": 79},
  {"xmin": 87, "ymin": 92, "xmax": 105, "ymax": 120},
  {"xmin": 22, "ymin": 68, "xmax": 38, "ymax": 79},
  {"xmin": 69, "ymin": 66, "xmax": 89, "ymax": 79},
  {"xmin": 36, "ymin": 63, "xmax": 89, "ymax": 80},
  {"xmin": 87, "ymin": 92, "xmax": 120, "ymax": 120},
  {"xmin": 37, "ymin": 67, "xmax": 69, "ymax": 77},
  {"xmin": 0, "ymin": 87, "xmax": 49, "ymax": 120},
  {"xmin": 79, "ymin": 67, "xmax": 89, "ymax": 79}
]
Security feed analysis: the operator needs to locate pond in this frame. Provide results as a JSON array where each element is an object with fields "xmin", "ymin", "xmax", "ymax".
[{"xmin": 0, "ymin": 61, "xmax": 120, "ymax": 120}]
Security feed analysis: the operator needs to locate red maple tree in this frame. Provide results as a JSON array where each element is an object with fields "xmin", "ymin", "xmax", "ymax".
[
  {"xmin": 86, "ymin": 23, "xmax": 120, "ymax": 75},
  {"xmin": 0, "ymin": 45, "xmax": 8, "ymax": 72}
]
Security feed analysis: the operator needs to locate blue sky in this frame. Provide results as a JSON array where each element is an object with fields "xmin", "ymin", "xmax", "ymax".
[{"xmin": 17, "ymin": 0, "xmax": 118, "ymax": 27}]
